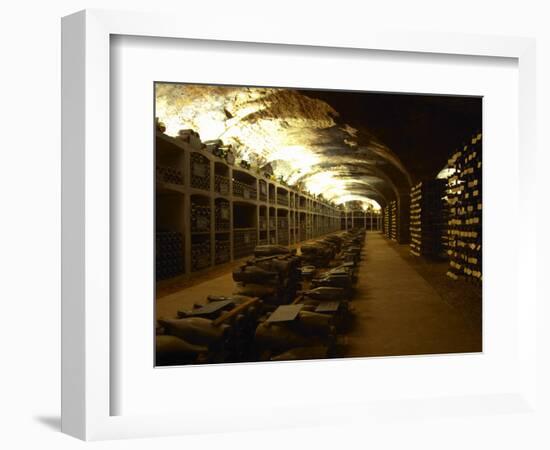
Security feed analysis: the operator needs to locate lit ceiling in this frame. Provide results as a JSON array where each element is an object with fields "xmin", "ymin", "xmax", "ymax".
[{"xmin": 155, "ymin": 84, "xmax": 481, "ymax": 209}]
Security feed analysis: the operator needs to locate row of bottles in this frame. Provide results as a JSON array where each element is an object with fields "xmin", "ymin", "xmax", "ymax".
[
  {"xmin": 233, "ymin": 230, "xmax": 257, "ymax": 259},
  {"xmin": 259, "ymin": 180, "xmax": 268, "ymax": 201},
  {"xmin": 232, "ymin": 179, "xmax": 257, "ymax": 200},
  {"xmin": 214, "ymin": 174, "xmax": 230, "ymax": 195},
  {"xmin": 214, "ymin": 238, "xmax": 231, "ymax": 265},
  {"xmin": 156, "ymin": 164, "xmax": 183, "ymax": 185},
  {"xmin": 215, "ymin": 200, "xmax": 230, "ymax": 232},
  {"xmin": 191, "ymin": 239, "xmax": 211, "ymax": 272},
  {"xmin": 277, "ymin": 192, "xmax": 289, "ymax": 206},
  {"xmin": 409, "ymin": 183, "xmax": 422, "ymax": 256},
  {"xmin": 277, "ymin": 217, "xmax": 288, "ymax": 229},
  {"xmin": 409, "ymin": 179, "xmax": 447, "ymax": 258},
  {"xmin": 190, "ymin": 153, "xmax": 210, "ymax": 190},
  {"xmin": 383, "ymin": 207, "xmax": 390, "ymax": 237},
  {"xmin": 389, "ymin": 201, "xmax": 397, "ymax": 241},
  {"xmin": 156, "ymin": 231, "xmax": 184, "ymax": 280},
  {"xmin": 191, "ymin": 202, "xmax": 211, "ymax": 232},
  {"xmin": 446, "ymin": 132, "xmax": 482, "ymax": 283}
]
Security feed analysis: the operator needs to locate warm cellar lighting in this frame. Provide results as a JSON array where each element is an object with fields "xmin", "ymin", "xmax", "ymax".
[
  {"xmin": 268, "ymin": 145, "xmax": 321, "ymax": 186},
  {"xmin": 335, "ymin": 195, "xmax": 382, "ymax": 211},
  {"xmin": 437, "ymin": 167, "xmax": 456, "ymax": 179},
  {"xmin": 155, "ymin": 84, "xmax": 389, "ymax": 203}
]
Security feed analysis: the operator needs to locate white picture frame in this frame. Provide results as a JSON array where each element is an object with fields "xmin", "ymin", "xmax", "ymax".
[{"xmin": 61, "ymin": 9, "xmax": 538, "ymax": 441}]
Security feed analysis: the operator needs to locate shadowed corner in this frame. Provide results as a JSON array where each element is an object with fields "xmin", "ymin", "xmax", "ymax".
[{"xmin": 34, "ymin": 415, "xmax": 61, "ymax": 431}]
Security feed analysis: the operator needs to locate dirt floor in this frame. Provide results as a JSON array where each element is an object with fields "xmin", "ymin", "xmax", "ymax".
[
  {"xmin": 344, "ymin": 232, "xmax": 482, "ymax": 357},
  {"xmin": 385, "ymin": 238, "xmax": 482, "ymax": 334}
]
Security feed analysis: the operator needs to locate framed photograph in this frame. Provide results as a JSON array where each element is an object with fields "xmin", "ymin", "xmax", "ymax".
[{"xmin": 61, "ymin": 9, "xmax": 537, "ymax": 441}]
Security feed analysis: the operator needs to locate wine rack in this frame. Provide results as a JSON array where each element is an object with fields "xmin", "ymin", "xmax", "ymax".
[
  {"xmin": 277, "ymin": 216, "xmax": 288, "ymax": 229},
  {"xmin": 233, "ymin": 179, "xmax": 257, "ymax": 200},
  {"xmin": 409, "ymin": 179, "xmax": 447, "ymax": 257},
  {"xmin": 155, "ymin": 130, "xmax": 342, "ymax": 284},
  {"xmin": 300, "ymin": 219, "xmax": 307, "ymax": 240},
  {"xmin": 233, "ymin": 229, "xmax": 257, "ymax": 259},
  {"xmin": 383, "ymin": 207, "xmax": 390, "ymax": 237},
  {"xmin": 277, "ymin": 193, "xmax": 289, "ymax": 206},
  {"xmin": 278, "ymin": 214, "xmax": 289, "ymax": 245},
  {"xmin": 190, "ymin": 152, "xmax": 210, "ymax": 190},
  {"xmin": 156, "ymin": 164, "xmax": 183, "ymax": 185},
  {"xmin": 155, "ymin": 231, "xmax": 184, "ymax": 280},
  {"xmin": 446, "ymin": 132, "xmax": 482, "ymax": 283},
  {"xmin": 214, "ymin": 199, "xmax": 230, "ymax": 232},
  {"xmin": 259, "ymin": 180, "xmax": 268, "ymax": 201},
  {"xmin": 214, "ymin": 238, "xmax": 230, "ymax": 265},
  {"xmin": 278, "ymin": 229, "xmax": 289, "ymax": 245},
  {"xmin": 409, "ymin": 183, "xmax": 421, "ymax": 255},
  {"xmin": 191, "ymin": 199, "xmax": 211, "ymax": 233},
  {"xmin": 389, "ymin": 201, "xmax": 397, "ymax": 241},
  {"xmin": 191, "ymin": 238, "xmax": 211, "ymax": 272},
  {"xmin": 214, "ymin": 174, "xmax": 230, "ymax": 195}
]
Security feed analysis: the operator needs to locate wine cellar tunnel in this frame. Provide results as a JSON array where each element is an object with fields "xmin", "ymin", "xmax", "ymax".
[{"xmin": 155, "ymin": 85, "xmax": 482, "ymax": 365}]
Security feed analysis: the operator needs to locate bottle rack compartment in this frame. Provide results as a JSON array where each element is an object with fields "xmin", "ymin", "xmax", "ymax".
[
  {"xmin": 259, "ymin": 180, "xmax": 268, "ymax": 201},
  {"xmin": 190, "ymin": 153, "xmax": 210, "ymax": 190},
  {"xmin": 191, "ymin": 235, "xmax": 211, "ymax": 272},
  {"xmin": 214, "ymin": 237, "xmax": 231, "ymax": 265},
  {"xmin": 156, "ymin": 231, "xmax": 184, "ymax": 280},
  {"xmin": 214, "ymin": 199, "xmax": 230, "ymax": 232},
  {"xmin": 233, "ymin": 229, "xmax": 257, "ymax": 259},
  {"xmin": 214, "ymin": 174, "xmax": 230, "ymax": 195},
  {"xmin": 232, "ymin": 179, "xmax": 257, "ymax": 200},
  {"xmin": 156, "ymin": 164, "xmax": 184, "ymax": 185},
  {"xmin": 191, "ymin": 197, "xmax": 211, "ymax": 233},
  {"xmin": 277, "ymin": 193, "xmax": 289, "ymax": 206}
]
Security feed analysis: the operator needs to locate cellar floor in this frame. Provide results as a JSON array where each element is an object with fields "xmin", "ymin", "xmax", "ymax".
[
  {"xmin": 156, "ymin": 231, "xmax": 482, "ymax": 358},
  {"xmin": 345, "ymin": 232, "xmax": 482, "ymax": 357}
]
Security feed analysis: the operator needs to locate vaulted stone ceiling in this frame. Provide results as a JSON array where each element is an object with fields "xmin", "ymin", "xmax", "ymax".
[{"xmin": 155, "ymin": 84, "xmax": 481, "ymax": 209}]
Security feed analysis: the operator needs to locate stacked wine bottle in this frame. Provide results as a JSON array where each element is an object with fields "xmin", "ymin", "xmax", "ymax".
[
  {"xmin": 409, "ymin": 182, "xmax": 422, "ymax": 256},
  {"xmin": 156, "ymin": 231, "xmax": 184, "ymax": 280},
  {"xmin": 446, "ymin": 132, "xmax": 482, "ymax": 283},
  {"xmin": 214, "ymin": 174, "xmax": 230, "ymax": 195},
  {"xmin": 259, "ymin": 180, "xmax": 268, "ymax": 201},
  {"xmin": 409, "ymin": 179, "xmax": 447, "ymax": 257},
  {"xmin": 278, "ymin": 228, "xmax": 289, "ymax": 246},
  {"xmin": 232, "ymin": 179, "xmax": 257, "ymax": 200},
  {"xmin": 259, "ymin": 215, "xmax": 267, "ymax": 231},
  {"xmin": 214, "ymin": 238, "xmax": 230, "ymax": 265},
  {"xmin": 384, "ymin": 207, "xmax": 390, "ymax": 238},
  {"xmin": 156, "ymin": 164, "xmax": 183, "ymax": 185},
  {"xmin": 191, "ymin": 239, "xmax": 211, "ymax": 272},
  {"xmin": 214, "ymin": 199, "xmax": 230, "ymax": 232},
  {"xmin": 191, "ymin": 201, "xmax": 211, "ymax": 233},
  {"xmin": 277, "ymin": 192, "xmax": 289, "ymax": 206},
  {"xmin": 190, "ymin": 153, "xmax": 210, "ymax": 190},
  {"xmin": 389, "ymin": 200, "xmax": 397, "ymax": 241},
  {"xmin": 233, "ymin": 230, "xmax": 257, "ymax": 259}
]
